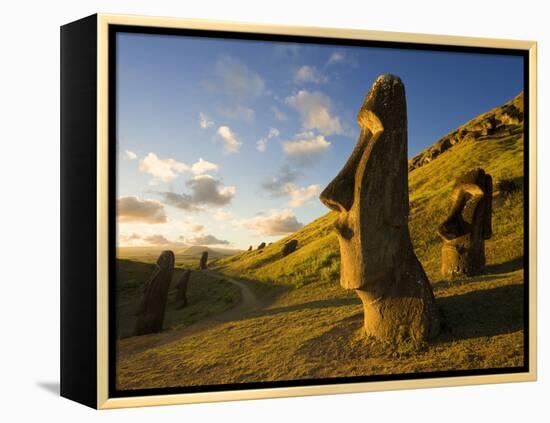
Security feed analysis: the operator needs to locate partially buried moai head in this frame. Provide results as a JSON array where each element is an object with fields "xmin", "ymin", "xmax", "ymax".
[
  {"xmin": 438, "ymin": 168, "xmax": 493, "ymax": 277},
  {"xmin": 319, "ymin": 74, "xmax": 412, "ymax": 292}
]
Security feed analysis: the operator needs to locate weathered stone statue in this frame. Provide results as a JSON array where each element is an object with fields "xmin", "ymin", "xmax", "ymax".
[
  {"xmin": 247, "ymin": 245, "xmax": 253, "ymax": 251},
  {"xmin": 438, "ymin": 168, "xmax": 493, "ymax": 278},
  {"xmin": 134, "ymin": 250, "xmax": 175, "ymax": 336},
  {"xmin": 257, "ymin": 242, "xmax": 266, "ymax": 250},
  {"xmin": 320, "ymin": 74, "xmax": 439, "ymax": 344},
  {"xmin": 199, "ymin": 251, "xmax": 208, "ymax": 270},
  {"xmin": 175, "ymin": 269, "xmax": 191, "ymax": 309},
  {"xmin": 282, "ymin": 239, "xmax": 298, "ymax": 257}
]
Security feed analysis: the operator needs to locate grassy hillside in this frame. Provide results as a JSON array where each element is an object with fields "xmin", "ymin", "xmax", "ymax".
[
  {"xmin": 117, "ymin": 93, "xmax": 525, "ymax": 389},
  {"xmin": 116, "ymin": 259, "xmax": 241, "ymax": 338},
  {"xmin": 216, "ymin": 92, "xmax": 524, "ymax": 284}
]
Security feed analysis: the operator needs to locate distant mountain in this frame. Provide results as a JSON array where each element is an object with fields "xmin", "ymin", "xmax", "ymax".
[
  {"xmin": 181, "ymin": 245, "xmax": 243, "ymax": 258},
  {"xmin": 216, "ymin": 92, "xmax": 525, "ymax": 284}
]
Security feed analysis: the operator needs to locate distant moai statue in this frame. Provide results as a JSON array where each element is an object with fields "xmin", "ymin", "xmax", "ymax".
[
  {"xmin": 282, "ymin": 239, "xmax": 298, "ymax": 257},
  {"xmin": 257, "ymin": 242, "xmax": 266, "ymax": 250},
  {"xmin": 134, "ymin": 250, "xmax": 175, "ymax": 336},
  {"xmin": 319, "ymin": 74, "xmax": 439, "ymax": 344},
  {"xmin": 247, "ymin": 245, "xmax": 253, "ymax": 251},
  {"xmin": 438, "ymin": 168, "xmax": 493, "ymax": 278},
  {"xmin": 175, "ymin": 269, "xmax": 191, "ymax": 309},
  {"xmin": 199, "ymin": 251, "xmax": 208, "ymax": 270}
]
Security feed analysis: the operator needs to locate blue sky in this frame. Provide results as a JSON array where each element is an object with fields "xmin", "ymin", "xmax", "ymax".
[{"xmin": 116, "ymin": 32, "xmax": 523, "ymax": 250}]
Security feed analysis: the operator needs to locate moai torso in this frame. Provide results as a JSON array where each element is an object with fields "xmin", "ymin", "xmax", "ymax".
[
  {"xmin": 134, "ymin": 250, "xmax": 175, "ymax": 336},
  {"xmin": 438, "ymin": 168, "xmax": 493, "ymax": 278}
]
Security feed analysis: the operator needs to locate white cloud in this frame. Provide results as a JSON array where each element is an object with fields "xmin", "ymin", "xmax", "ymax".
[
  {"xmin": 241, "ymin": 209, "xmax": 303, "ymax": 236},
  {"xmin": 256, "ymin": 139, "xmax": 268, "ymax": 152},
  {"xmin": 117, "ymin": 196, "xmax": 167, "ymax": 224},
  {"xmin": 213, "ymin": 56, "xmax": 265, "ymax": 99},
  {"xmin": 261, "ymin": 166, "xmax": 319, "ymax": 207},
  {"xmin": 124, "ymin": 150, "xmax": 138, "ymax": 160},
  {"xmin": 285, "ymin": 90, "xmax": 343, "ymax": 135},
  {"xmin": 327, "ymin": 50, "xmax": 345, "ymax": 65},
  {"xmin": 191, "ymin": 158, "xmax": 218, "ymax": 175},
  {"xmin": 118, "ymin": 232, "xmax": 185, "ymax": 247},
  {"xmin": 285, "ymin": 183, "xmax": 321, "ymax": 207},
  {"xmin": 217, "ymin": 126, "xmax": 242, "ymax": 153},
  {"xmin": 293, "ymin": 65, "xmax": 327, "ymax": 84},
  {"xmin": 218, "ymin": 105, "xmax": 255, "ymax": 122},
  {"xmin": 199, "ymin": 112, "xmax": 214, "ymax": 129},
  {"xmin": 214, "ymin": 209, "xmax": 234, "ymax": 222},
  {"xmin": 187, "ymin": 234, "xmax": 230, "ymax": 246},
  {"xmin": 190, "ymin": 224, "xmax": 205, "ymax": 233},
  {"xmin": 158, "ymin": 174, "xmax": 236, "ymax": 211},
  {"xmin": 282, "ymin": 132, "xmax": 331, "ymax": 165},
  {"xmin": 256, "ymin": 127, "xmax": 280, "ymax": 152},
  {"xmin": 271, "ymin": 106, "xmax": 287, "ymax": 122},
  {"xmin": 139, "ymin": 153, "xmax": 189, "ymax": 184}
]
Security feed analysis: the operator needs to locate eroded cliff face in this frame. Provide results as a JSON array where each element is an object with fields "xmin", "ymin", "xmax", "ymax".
[{"xmin": 408, "ymin": 92, "xmax": 524, "ymax": 172}]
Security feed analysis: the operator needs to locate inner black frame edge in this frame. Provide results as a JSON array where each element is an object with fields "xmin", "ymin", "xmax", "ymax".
[{"xmin": 107, "ymin": 23, "xmax": 531, "ymax": 399}]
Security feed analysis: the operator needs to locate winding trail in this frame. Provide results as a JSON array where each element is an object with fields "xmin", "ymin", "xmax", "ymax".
[{"xmin": 117, "ymin": 270, "xmax": 262, "ymax": 360}]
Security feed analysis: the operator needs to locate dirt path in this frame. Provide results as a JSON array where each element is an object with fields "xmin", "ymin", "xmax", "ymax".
[{"xmin": 117, "ymin": 271, "xmax": 261, "ymax": 360}]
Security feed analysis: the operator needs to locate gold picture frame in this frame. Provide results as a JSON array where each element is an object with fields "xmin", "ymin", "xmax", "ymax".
[{"xmin": 60, "ymin": 13, "xmax": 537, "ymax": 409}]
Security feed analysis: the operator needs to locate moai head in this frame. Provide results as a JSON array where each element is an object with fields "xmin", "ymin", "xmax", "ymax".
[
  {"xmin": 199, "ymin": 251, "xmax": 208, "ymax": 270},
  {"xmin": 320, "ymin": 74, "xmax": 411, "ymax": 292},
  {"xmin": 319, "ymin": 75, "xmax": 439, "ymax": 343},
  {"xmin": 438, "ymin": 168, "xmax": 493, "ymax": 277},
  {"xmin": 157, "ymin": 250, "xmax": 175, "ymax": 270}
]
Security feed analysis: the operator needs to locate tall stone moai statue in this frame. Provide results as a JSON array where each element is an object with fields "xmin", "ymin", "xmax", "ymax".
[
  {"xmin": 175, "ymin": 269, "xmax": 191, "ymax": 309},
  {"xmin": 438, "ymin": 168, "xmax": 493, "ymax": 278},
  {"xmin": 199, "ymin": 251, "xmax": 208, "ymax": 270},
  {"xmin": 320, "ymin": 74, "xmax": 439, "ymax": 344},
  {"xmin": 134, "ymin": 250, "xmax": 175, "ymax": 336}
]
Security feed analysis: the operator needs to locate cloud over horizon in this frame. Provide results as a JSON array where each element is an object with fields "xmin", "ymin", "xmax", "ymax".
[
  {"xmin": 117, "ymin": 196, "xmax": 168, "ymax": 224},
  {"xmin": 241, "ymin": 209, "xmax": 303, "ymax": 236},
  {"xmin": 158, "ymin": 174, "xmax": 236, "ymax": 211},
  {"xmin": 187, "ymin": 234, "xmax": 230, "ymax": 245}
]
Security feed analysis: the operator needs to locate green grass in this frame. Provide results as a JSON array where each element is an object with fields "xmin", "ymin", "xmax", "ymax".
[
  {"xmin": 116, "ymin": 259, "xmax": 241, "ymax": 338},
  {"xmin": 116, "ymin": 93, "xmax": 525, "ymax": 390}
]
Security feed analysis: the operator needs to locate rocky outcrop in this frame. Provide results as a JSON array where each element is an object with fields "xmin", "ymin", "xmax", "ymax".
[
  {"xmin": 408, "ymin": 92, "xmax": 524, "ymax": 172},
  {"xmin": 134, "ymin": 250, "xmax": 175, "ymax": 335},
  {"xmin": 438, "ymin": 168, "xmax": 493, "ymax": 278},
  {"xmin": 320, "ymin": 74, "xmax": 440, "ymax": 345},
  {"xmin": 282, "ymin": 239, "xmax": 298, "ymax": 257}
]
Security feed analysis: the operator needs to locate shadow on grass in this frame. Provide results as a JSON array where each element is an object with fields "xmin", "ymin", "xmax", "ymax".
[
  {"xmin": 483, "ymin": 257, "xmax": 524, "ymax": 275},
  {"xmin": 437, "ymin": 283, "xmax": 524, "ymax": 342},
  {"xmin": 432, "ymin": 257, "xmax": 523, "ymax": 288},
  {"xmin": 255, "ymin": 296, "xmax": 360, "ymax": 318}
]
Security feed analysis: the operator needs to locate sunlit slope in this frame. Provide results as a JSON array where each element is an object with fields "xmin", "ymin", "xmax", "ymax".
[{"xmin": 216, "ymin": 92, "xmax": 525, "ymax": 284}]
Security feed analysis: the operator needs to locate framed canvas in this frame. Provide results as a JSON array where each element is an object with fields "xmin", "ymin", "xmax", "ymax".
[{"xmin": 60, "ymin": 13, "xmax": 537, "ymax": 409}]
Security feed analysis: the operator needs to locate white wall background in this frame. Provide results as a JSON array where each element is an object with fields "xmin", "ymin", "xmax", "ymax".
[{"xmin": 1, "ymin": 0, "xmax": 547, "ymax": 420}]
